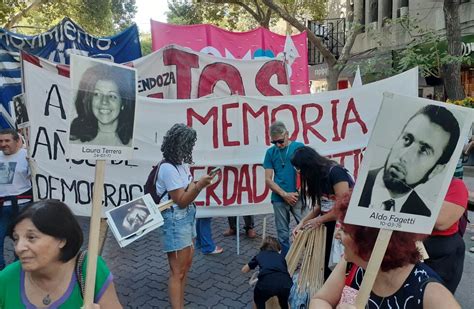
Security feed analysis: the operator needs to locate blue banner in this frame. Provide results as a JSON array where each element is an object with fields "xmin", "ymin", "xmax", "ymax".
[{"xmin": 0, "ymin": 17, "xmax": 142, "ymax": 128}]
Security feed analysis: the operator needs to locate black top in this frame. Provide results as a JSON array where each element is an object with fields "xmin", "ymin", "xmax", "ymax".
[
  {"xmin": 248, "ymin": 250, "xmax": 292, "ymax": 284},
  {"xmin": 321, "ymin": 165, "xmax": 354, "ymax": 197}
]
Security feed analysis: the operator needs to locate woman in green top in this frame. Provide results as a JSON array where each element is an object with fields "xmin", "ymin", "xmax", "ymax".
[{"xmin": 0, "ymin": 200, "xmax": 122, "ymax": 308}]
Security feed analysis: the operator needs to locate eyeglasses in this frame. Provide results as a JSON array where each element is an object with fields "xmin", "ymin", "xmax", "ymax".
[{"xmin": 271, "ymin": 139, "xmax": 285, "ymax": 145}]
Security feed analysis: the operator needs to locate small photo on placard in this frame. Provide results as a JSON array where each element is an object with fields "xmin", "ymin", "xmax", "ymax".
[
  {"xmin": 345, "ymin": 92, "xmax": 473, "ymax": 234},
  {"xmin": 11, "ymin": 94, "xmax": 29, "ymax": 129},
  {"xmin": 106, "ymin": 194, "xmax": 164, "ymax": 247},
  {"xmin": 67, "ymin": 54, "xmax": 137, "ymax": 161}
]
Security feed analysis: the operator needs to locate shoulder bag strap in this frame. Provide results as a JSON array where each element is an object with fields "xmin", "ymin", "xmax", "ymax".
[{"xmin": 75, "ymin": 250, "xmax": 88, "ymax": 299}]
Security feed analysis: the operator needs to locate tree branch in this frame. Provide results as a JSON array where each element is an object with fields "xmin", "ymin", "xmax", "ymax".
[
  {"xmin": 3, "ymin": 0, "xmax": 46, "ymax": 30},
  {"xmin": 261, "ymin": 0, "xmax": 337, "ymax": 65}
]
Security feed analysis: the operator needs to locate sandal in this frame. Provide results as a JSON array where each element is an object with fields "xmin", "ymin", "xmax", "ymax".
[{"xmin": 205, "ymin": 246, "xmax": 224, "ymax": 255}]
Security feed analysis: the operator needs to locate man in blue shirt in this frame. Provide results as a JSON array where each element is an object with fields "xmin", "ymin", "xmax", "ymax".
[{"xmin": 263, "ymin": 121, "xmax": 306, "ymax": 256}]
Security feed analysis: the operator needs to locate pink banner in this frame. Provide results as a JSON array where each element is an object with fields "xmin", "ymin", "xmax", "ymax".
[{"xmin": 151, "ymin": 20, "xmax": 309, "ymax": 95}]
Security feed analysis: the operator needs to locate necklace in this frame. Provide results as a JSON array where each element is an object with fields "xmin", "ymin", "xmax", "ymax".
[
  {"xmin": 27, "ymin": 273, "xmax": 55, "ymax": 306},
  {"xmin": 278, "ymin": 142, "xmax": 291, "ymax": 168}
]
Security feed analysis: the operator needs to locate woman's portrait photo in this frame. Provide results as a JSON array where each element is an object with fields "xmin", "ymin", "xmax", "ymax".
[
  {"xmin": 69, "ymin": 59, "xmax": 136, "ymax": 148},
  {"xmin": 12, "ymin": 94, "xmax": 29, "ymax": 127}
]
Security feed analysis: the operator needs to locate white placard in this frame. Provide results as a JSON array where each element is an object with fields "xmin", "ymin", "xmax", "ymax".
[
  {"xmin": 105, "ymin": 194, "xmax": 164, "ymax": 247},
  {"xmin": 345, "ymin": 92, "xmax": 474, "ymax": 234},
  {"xmin": 67, "ymin": 55, "xmax": 137, "ymax": 161}
]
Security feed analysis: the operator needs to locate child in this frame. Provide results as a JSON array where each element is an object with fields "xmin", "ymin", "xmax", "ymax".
[{"xmin": 242, "ymin": 236, "xmax": 293, "ymax": 309}]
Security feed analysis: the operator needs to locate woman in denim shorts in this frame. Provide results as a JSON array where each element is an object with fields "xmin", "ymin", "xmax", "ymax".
[{"xmin": 156, "ymin": 123, "xmax": 213, "ymax": 309}]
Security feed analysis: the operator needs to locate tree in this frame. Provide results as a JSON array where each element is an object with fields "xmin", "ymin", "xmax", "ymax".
[
  {"xmin": 261, "ymin": 0, "xmax": 363, "ymax": 90},
  {"xmin": 443, "ymin": 0, "xmax": 465, "ymax": 100},
  {"xmin": 1, "ymin": 0, "xmax": 137, "ymax": 36}
]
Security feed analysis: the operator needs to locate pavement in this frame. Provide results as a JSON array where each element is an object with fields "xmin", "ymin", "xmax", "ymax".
[{"xmin": 3, "ymin": 170, "xmax": 474, "ymax": 308}]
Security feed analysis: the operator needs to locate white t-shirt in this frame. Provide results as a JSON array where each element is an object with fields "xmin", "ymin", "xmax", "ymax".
[
  {"xmin": 155, "ymin": 162, "xmax": 193, "ymax": 208},
  {"xmin": 0, "ymin": 148, "xmax": 31, "ymax": 198}
]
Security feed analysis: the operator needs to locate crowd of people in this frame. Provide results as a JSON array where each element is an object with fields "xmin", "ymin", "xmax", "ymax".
[{"xmin": 0, "ymin": 113, "xmax": 472, "ymax": 308}]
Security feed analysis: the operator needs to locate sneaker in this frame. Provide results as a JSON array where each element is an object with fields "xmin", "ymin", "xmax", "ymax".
[
  {"xmin": 205, "ymin": 246, "xmax": 224, "ymax": 255},
  {"xmin": 223, "ymin": 228, "xmax": 236, "ymax": 236},
  {"xmin": 246, "ymin": 229, "xmax": 257, "ymax": 239}
]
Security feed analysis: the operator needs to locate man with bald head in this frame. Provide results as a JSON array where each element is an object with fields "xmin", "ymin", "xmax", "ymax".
[{"xmin": 359, "ymin": 105, "xmax": 460, "ymax": 217}]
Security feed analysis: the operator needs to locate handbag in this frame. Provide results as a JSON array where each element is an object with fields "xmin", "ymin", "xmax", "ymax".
[{"xmin": 75, "ymin": 250, "xmax": 87, "ymax": 299}]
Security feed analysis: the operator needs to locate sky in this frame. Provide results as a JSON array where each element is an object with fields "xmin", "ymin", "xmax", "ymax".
[{"xmin": 134, "ymin": 0, "xmax": 169, "ymax": 33}]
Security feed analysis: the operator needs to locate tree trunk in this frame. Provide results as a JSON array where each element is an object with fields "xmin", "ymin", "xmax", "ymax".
[
  {"xmin": 3, "ymin": 0, "xmax": 45, "ymax": 30},
  {"xmin": 327, "ymin": 66, "xmax": 341, "ymax": 91},
  {"xmin": 442, "ymin": 0, "xmax": 465, "ymax": 100}
]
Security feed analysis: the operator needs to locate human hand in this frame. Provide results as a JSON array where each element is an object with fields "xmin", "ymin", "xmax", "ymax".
[
  {"xmin": 283, "ymin": 192, "xmax": 299, "ymax": 206},
  {"xmin": 303, "ymin": 217, "xmax": 323, "ymax": 230},
  {"xmin": 81, "ymin": 304, "xmax": 100, "ymax": 309},
  {"xmin": 292, "ymin": 222, "xmax": 304, "ymax": 238},
  {"xmin": 465, "ymin": 140, "xmax": 474, "ymax": 155},
  {"xmin": 197, "ymin": 174, "xmax": 214, "ymax": 189}
]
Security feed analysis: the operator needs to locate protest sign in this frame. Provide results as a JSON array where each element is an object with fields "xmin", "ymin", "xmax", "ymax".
[
  {"xmin": 0, "ymin": 17, "xmax": 141, "ymax": 128},
  {"xmin": 68, "ymin": 55, "xmax": 137, "ymax": 161},
  {"xmin": 106, "ymin": 194, "xmax": 164, "ymax": 247},
  {"xmin": 127, "ymin": 44, "xmax": 290, "ymax": 99},
  {"xmin": 150, "ymin": 20, "xmax": 308, "ymax": 95},
  {"xmin": 22, "ymin": 52, "xmax": 419, "ymax": 217},
  {"xmin": 345, "ymin": 93, "xmax": 474, "ymax": 234}
]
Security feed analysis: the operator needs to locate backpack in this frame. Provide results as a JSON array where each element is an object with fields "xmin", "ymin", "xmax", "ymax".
[
  {"xmin": 458, "ymin": 209, "xmax": 470, "ymax": 237},
  {"xmin": 144, "ymin": 160, "xmax": 173, "ymax": 204}
]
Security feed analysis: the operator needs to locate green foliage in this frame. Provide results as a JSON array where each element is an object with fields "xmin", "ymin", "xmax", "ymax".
[
  {"xmin": 2, "ymin": 0, "xmax": 137, "ymax": 36},
  {"xmin": 140, "ymin": 32, "xmax": 152, "ymax": 56},
  {"xmin": 346, "ymin": 16, "xmax": 470, "ymax": 82}
]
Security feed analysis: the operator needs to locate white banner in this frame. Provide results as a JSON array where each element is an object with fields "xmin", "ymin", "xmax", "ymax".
[{"xmin": 23, "ymin": 54, "xmax": 418, "ymax": 217}]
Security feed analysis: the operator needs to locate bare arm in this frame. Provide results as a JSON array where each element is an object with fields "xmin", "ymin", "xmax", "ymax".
[
  {"xmin": 168, "ymin": 175, "xmax": 213, "ymax": 208},
  {"xmin": 265, "ymin": 168, "xmax": 299, "ymax": 206},
  {"xmin": 423, "ymin": 282, "xmax": 460, "ymax": 309},
  {"xmin": 97, "ymin": 282, "xmax": 122, "ymax": 309},
  {"xmin": 310, "ymin": 258, "xmax": 347, "ymax": 308},
  {"xmin": 434, "ymin": 201, "xmax": 465, "ymax": 231}
]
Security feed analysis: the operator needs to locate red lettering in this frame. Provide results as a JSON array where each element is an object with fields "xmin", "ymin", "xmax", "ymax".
[
  {"xmin": 222, "ymin": 103, "xmax": 240, "ymax": 147},
  {"xmin": 163, "ymin": 48, "xmax": 199, "ymax": 99},
  {"xmin": 271, "ymin": 104, "xmax": 299, "ymax": 141},
  {"xmin": 331, "ymin": 99, "xmax": 342, "ymax": 141},
  {"xmin": 237, "ymin": 165, "xmax": 253, "ymax": 204},
  {"xmin": 205, "ymin": 167, "xmax": 222, "ymax": 205},
  {"xmin": 223, "ymin": 166, "xmax": 239, "ymax": 205},
  {"xmin": 187, "ymin": 107, "xmax": 219, "ymax": 148},
  {"xmin": 147, "ymin": 93, "xmax": 164, "ymax": 99},
  {"xmin": 301, "ymin": 103, "xmax": 327, "ymax": 143},
  {"xmin": 198, "ymin": 63, "xmax": 245, "ymax": 97},
  {"xmin": 242, "ymin": 103, "xmax": 270, "ymax": 145},
  {"xmin": 341, "ymin": 98, "xmax": 368, "ymax": 139},
  {"xmin": 253, "ymin": 164, "xmax": 269, "ymax": 203},
  {"xmin": 255, "ymin": 60, "xmax": 288, "ymax": 96}
]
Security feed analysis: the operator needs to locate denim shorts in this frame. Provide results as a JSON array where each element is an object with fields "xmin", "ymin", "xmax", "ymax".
[{"xmin": 159, "ymin": 204, "xmax": 196, "ymax": 253}]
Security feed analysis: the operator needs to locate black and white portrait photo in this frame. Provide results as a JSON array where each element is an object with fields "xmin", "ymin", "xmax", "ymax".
[
  {"xmin": 105, "ymin": 194, "xmax": 164, "ymax": 247},
  {"xmin": 108, "ymin": 199, "xmax": 152, "ymax": 239},
  {"xmin": 345, "ymin": 92, "xmax": 472, "ymax": 234},
  {"xmin": 12, "ymin": 94, "xmax": 29, "ymax": 128},
  {"xmin": 68, "ymin": 55, "xmax": 137, "ymax": 161}
]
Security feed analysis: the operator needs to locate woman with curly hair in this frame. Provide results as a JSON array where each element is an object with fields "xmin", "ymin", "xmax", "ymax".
[
  {"xmin": 310, "ymin": 193, "xmax": 460, "ymax": 309},
  {"xmin": 157, "ymin": 123, "xmax": 214, "ymax": 309},
  {"xmin": 69, "ymin": 63, "xmax": 135, "ymax": 147}
]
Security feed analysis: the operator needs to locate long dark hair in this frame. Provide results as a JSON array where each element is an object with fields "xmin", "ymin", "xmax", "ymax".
[
  {"xmin": 290, "ymin": 146, "xmax": 335, "ymax": 208},
  {"xmin": 69, "ymin": 63, "xmax": 135, "ymax": 145}
]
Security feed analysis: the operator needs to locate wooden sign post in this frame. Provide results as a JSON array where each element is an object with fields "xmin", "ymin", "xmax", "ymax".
[
  {"xmin": 355, "ymin": 229, "xmax": 393, "ymax": 308},
  {"xmin": 83, "ymin": 160, "xmax": 106, "ymax": 306}
]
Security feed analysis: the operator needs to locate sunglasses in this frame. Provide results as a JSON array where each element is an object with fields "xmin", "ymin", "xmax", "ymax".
[{"xmin": 271, "ymin": 139, "xmax": 285, "ymax": 145}]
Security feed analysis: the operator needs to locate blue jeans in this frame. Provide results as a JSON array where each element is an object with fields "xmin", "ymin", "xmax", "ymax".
[
  {"xmin": 0, "ymin": 205, "xmax": 22, "ymax": 270},
  {"xmin": 272, "ymin": 199, "xmax": 307, "ymax": 256},
  {"xmin": 195, "ymin": 218, "xmax": 217, "ymax": 254}
]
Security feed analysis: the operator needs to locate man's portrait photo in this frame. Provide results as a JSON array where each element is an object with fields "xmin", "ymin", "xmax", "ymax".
[
  {"xmin": 108, "ymin": 199, "xmax": 152, "ymax": 239},
  {"xmin": 12, "ymin": 94, "xmax": 29, "ymax": 127},
  {"xmin": 358, "ymin": 102, "xmax": 461, "ymax": 217}
]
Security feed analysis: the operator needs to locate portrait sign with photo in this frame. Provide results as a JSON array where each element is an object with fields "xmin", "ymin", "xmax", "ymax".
[
  {"xmin": 11, "ymin": 94, "xmax": 30, "ymax": 129},
  {"xmin": 106, "ymin": 194, "xmax": 164, "ymax": 248},
  {"xmin": 67, "ymin": 54, "xmax": 137, "ymax": 161},
  {"xmin": 345, "ymin": 92, "xmax": 474, "ymax": 234}
]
